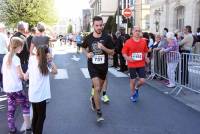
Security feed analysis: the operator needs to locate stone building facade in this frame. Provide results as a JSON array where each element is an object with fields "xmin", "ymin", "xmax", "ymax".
[
  {"xmin": 89, "ymin": 0, "xmax": 118, "ymax": 23},
  {"xmin": 150, "ymin": 0, "xmax": 200, "ymax": 33}
]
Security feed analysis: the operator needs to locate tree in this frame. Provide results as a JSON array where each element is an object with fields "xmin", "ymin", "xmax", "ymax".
[
  {"xmin": 67, "ymin": 24, "xmax": 73, "ymax": 33},
  {"xmin": 0, "ymin": 0, "xmax": 58, "ymax": 27},
  {"xmin": 103, "ymin": 16, "xmax": 117, "ymax": 33},
  {"xmin": 86, "ymin": 23, "xmax": 90, "ymax": 32}
]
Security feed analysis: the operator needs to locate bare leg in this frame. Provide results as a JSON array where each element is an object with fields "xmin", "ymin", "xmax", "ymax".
[
  {"xmin": 136, "ymin": 78, "xmax": 145, "ymax": 89},
  {"xmin": 130, "ymin": 79, "xmax": 136, "ymax": 96},
  {"xmin": 102, "ymin": 78, "xmax": 107, "ymax": 93},
  {"xmin": 92, "ymin": 77, "xmax": 104, "ymax": 110}
]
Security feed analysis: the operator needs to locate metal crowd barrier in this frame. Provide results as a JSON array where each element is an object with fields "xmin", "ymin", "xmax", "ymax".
[{"xmin": 149, "ymin": 49, "xmax": 200, "ymax": 96}]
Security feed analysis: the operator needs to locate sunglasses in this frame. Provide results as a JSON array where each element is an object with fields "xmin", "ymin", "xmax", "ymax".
[{"xmin": 134, "ymin": 30, "xmax": 141, "ymax": 32}]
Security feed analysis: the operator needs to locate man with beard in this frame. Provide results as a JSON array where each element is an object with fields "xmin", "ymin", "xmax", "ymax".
[{"xmin": 82, "ymin": 16, "xmax": 114, "ymax": 122}]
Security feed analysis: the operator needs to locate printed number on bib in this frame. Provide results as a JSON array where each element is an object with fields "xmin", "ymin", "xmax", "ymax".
[
  {"xmin": 132, "ymin": 53, "xmax": 143, "ymax": 61},
  {"xmin": 92, "ymin": 55, "xmax": 105, "ymax": 64}
]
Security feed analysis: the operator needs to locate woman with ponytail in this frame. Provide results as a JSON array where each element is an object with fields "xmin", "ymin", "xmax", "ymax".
[
  {"xmin": 1, "ymin": 37, "xmax": 31, "ymax": 134},
  {"xmin": 24, "ymin": 45, "xmax": 57, "ymax": 134}
]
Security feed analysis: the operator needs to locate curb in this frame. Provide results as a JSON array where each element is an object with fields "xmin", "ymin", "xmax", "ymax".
[{"xmin": 145, "ymin": 79, "xmax": 200, "ymax": 112}]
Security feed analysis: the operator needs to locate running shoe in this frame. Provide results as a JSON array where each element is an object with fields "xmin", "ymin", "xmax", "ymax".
[
  {"xmin": 166, "ymin": 83, "xmax": 175, "ymax": 88},
  {"xmin": 135, "ymin": 89, "xmax": 139, "ymax": 98},
  {"xmin": 90, "ymin": 96, "xmax": 96, "ymax": 111},
  {"xmin": 101, "ymin": 95, "xmax": 110, "ymax": 103},
  {"xmin": 91, "ymin": 88, "xmax": 94, "ymax": 96},
  {"xmin": 96, "ymin": 111, "xmax": 104, "ymax": 122},
  {"xmin": 130, "ymin": 95, "xmax": 137, "ymax": 102},
  {"xmin": 21, "ymin": 128, "xmax": 32, "ymax": 134},
  {"xmin": 130, "ymin": 90, "xmax": 139, "ymax": 102},
  {"xmin": 9, "ymin": 128, "xmax": 17, "ymax": 134}
]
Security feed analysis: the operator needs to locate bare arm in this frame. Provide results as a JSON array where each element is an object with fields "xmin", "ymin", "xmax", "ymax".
[
  {"xmin": 122, "ymin": 54, "xmax": 133, "ymax": 62},
  {"xmin": 24, "ymin": 72, "xmax": 29, "ymax": 81},
  {"xmin": 98, "ymin": 43, "xmax": 114, "ymax": 55},
  {"xmin": 50, "ymin": 62, "xmax": 58, "ymax": 75},
  {"xmin": 144, "ymin": 53, "xmax": 150, "ymax": 64},
  {"xmin": 82, "ymin": 48, "xmax": 93, "ymax": 59},
  {"xmin": 16, "ymin": 65, "xmax": 25, "ymax": 80},
  {"xmin": 30, "ymin": 43, "xmax": 36, "ymax": 55},
  {"xmin": 179, "ymin": 36, "xmax": 188, "ymax": 47}
]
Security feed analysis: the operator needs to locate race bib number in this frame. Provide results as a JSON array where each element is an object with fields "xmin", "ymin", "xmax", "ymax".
[
  {"xmin": 132, "ymin": 53, "xmax": 143, "ymax": 61},
  {"xmin": 92, "ymin": 55, "xmax": 105, "ymax": 64}
]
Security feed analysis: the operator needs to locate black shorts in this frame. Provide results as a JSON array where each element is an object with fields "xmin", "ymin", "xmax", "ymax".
[
  {"xmin": 88, "ymin": 64, "xmax": 108, "ymax": 80},
  {"xmin": 129, "ymin": 67, "xmax": 146, "ymax": 79}
]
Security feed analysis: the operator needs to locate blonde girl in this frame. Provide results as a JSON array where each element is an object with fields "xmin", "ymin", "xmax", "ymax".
[{"xmin": 1, "ymin": 37, "xmax": 31, "ymax": 134}]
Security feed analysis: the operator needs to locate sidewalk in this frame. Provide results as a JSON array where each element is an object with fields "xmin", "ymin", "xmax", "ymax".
[{"xmin": 146, "ymin": 78, "xmax": 200, "ymax": 112}]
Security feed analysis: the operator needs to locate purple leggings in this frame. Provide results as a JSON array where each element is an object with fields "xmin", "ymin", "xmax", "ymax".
[{"xmin": 6, "ymin": 90, "xmax": 30, "ymax": 132}]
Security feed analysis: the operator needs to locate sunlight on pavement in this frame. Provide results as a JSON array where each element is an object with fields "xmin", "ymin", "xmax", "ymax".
[{"xmin": 51, "ymin": 41, "xmax": 78, "ymax": 56}]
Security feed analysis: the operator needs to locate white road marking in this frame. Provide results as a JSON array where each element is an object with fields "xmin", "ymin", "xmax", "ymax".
[
  {"xmin": 0, "ymin": 105, "xmax": 6, "ymax": 110},
  {"xmin": 108, "ymin": 68, "xmax": 128, "ymax": 77},
  {"xmin": 54, "ymin": 69, "xmax": 69, "ymax": 79},
  {"xmin": 71, "ymin": 55, "xmax": 80, "ymax": 61},
  {"xmin": 80, "ymin": 68, "xmax": 90, "ymax": 78},
  {"xmin": 0, "ymin": 95, "xmax": 7, "ymax": 102}
]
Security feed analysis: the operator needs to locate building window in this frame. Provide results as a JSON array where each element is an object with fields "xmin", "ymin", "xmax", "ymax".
[
  {"xmin": 123, "ymin": 0, "xmax": 126, "ymax": 9},
  {"xmin": 145, "ymin": 15, "xmax": 150, "ymax": 30},
  {"xmin": 130, "ymin": 0, "xmax": 135, "ymax": 6},
  {"xmin": 98, "ymin": 0, "xmax": 101, "ymax": 13},
  {"xmin": 176, "ymin": 6, "xmax": 185, "ymax": 31},
  {"xmin": 142, "ymin": 0, "xmax": 150, "ymax": 4}
]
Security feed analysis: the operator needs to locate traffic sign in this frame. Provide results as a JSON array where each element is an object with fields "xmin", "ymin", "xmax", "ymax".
[{"xmin": 123, "ymin": 8, "xmax": 132, "ymax": 18}]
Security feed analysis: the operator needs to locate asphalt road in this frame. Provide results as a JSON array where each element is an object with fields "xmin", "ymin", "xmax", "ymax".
[{"xmin": 1, "ymin": 45, "xmax": 200, "ymax": 134}]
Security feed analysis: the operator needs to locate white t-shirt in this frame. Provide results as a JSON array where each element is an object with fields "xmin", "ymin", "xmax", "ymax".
[
  {"xmin": 2, "ymin": 53, "xmax": 22, "ymax": 92},
  {"xmin": 0, "ymin": 32, "xmax": 8, "ymax": 54},
  {"xmin": 28, "ymin": 56, "xmax": 51, "ymax": 102}
]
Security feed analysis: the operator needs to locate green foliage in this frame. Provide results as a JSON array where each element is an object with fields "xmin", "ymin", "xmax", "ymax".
[
  {"xmin": 86, "ymin": 23, "xmax": 90, "ymax": 32},
  {"xmin": 67, "ymin": 24, "xmax": 73, "ymax": 33},
  {"xmin": 0, "ymin": 0, "xmax": 58, "ymax": 27},
  {"xmin": 103, "ymin": 16, "xmax": 117, "ymax": 33}
]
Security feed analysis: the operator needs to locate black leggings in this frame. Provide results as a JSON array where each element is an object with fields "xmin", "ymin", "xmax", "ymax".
[{"xmin": 32, "ymin": 100, "xmax": 46, "ymax": 134}]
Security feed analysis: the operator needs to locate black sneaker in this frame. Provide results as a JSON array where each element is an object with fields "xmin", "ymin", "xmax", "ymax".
[
  {"xmin": 20, "ymin": 128, "xmax": 32, "ymax": 134},
  {"xmin": 9, "ymin": 129, "xmax": 17, "ymax": 134},
  {"xmin": 90, "ymin": 96, "xmax": 96, "ymax": 111},
  {"xmin": 24, "ymin": 128, "xmax": 32, "ymax": 134},
  {"xmin": 96, "ymin": 111, "xmax": 104, "ymax": 122}
]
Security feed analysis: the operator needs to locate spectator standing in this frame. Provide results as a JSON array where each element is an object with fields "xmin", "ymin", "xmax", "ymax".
[
  {"xmin": 116, "ymin": 27, "xmax": 129, "ymax": 72},
  {"xmin": 26, "ymin": 27, "xmax": 36, "ymax": 53},
  {"xmin": 179, "ymin": 25, "xmax": 193, "ymax": 85},
  {"xmin": 193, "ymin": 27, "xmax": 200, "ymax": 54},
  {"xmin": 0, "ymin": 23, "xmax": 8, "ymax": 89},
  {"xmin": 30, "ymin": 22, "xmax": 57, "ymax": 56},
  {"xmin": 25, "ymin": 45, "xmax": 57, "ymax": 134},
  {"xmin": 160, "ymin": 32, "xmax": 179, "ymax": 87},
  {"xmin": 12, "ymin": 21, "xmax": 29, "ymax": 73},
  {"xmin": 111, "ymin": 33, "xmax": 119, "ymax": 68},
  {"xmin": 2, "ymin": 37, "xmax": 31, "ymax": 134}
]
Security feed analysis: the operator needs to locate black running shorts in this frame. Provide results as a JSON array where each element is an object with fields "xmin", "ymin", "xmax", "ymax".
[
  {"xmin": 88, "ymin": 63, "xmax": 108, "ymax": 80},
  {"xmin": 129, "ymin": 67, "xmax": 146, "ymax": 79}
]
